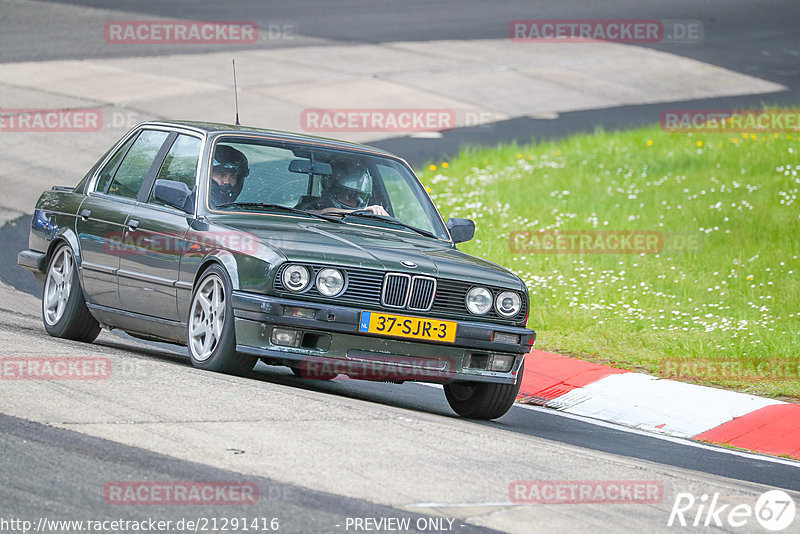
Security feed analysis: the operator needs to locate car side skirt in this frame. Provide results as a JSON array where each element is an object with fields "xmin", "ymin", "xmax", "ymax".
[{"xmin": 85, "ymin": 303, "xmax": 186, "ymax": 344}]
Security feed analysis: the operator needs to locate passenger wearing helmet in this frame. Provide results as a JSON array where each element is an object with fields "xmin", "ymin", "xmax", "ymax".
[
  {"xmin": 209, "ymin": 144, "xmax": 249, "ymax": 207},
  {"xmin": 295, "ymin": 158, "xmax": 388, "ymax": 216}
]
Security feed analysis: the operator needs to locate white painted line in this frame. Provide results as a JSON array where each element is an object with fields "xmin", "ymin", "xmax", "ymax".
[
  {"xmin": 406, "ymin": 501, "xmax": 522, "ymax": 508},
  {"xmin": 410, "ymin": 383, "xmax": 800, "ymax": 468},
  {"xmin": 514, "ymin": 403, "xmax": 800, "ymax": 469},
  {"xmin": 408, "ymin": 132, "xmax": 444, "ymax": 138},
  {"xmin": 529, "ymin": 111, "xmax": 560, "ymax": 120}
]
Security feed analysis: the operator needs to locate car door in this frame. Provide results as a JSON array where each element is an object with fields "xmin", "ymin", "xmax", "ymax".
[
  {"xmin": 117, "ymin": 133, "xmax": 202, "ymax": 321},
  {"xmin": 76, "ymin": 129, "xmax": 171, "ymax": 309}
]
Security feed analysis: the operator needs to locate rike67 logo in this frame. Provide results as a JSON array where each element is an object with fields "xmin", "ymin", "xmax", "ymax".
[{"xmin": 668, "ymin": 490, "xmax": 796, "ymax": 531}]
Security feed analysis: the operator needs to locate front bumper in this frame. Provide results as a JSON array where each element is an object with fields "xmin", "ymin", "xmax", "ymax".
[
  {"xmin": 18, "ymin": 249, "xmax": 48, "ymax": 283},
  {"xmin": 18, "ymin": 250, "xmax": 47, "ymax": 273},
  {"xmin": 232, "ymin": 291, "xmax": 535, "ymax": 384}
]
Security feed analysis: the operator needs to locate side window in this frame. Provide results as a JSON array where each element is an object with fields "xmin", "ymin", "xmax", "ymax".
[
  {"xmin": 148, "ymin": 135, "xmax": 202, "ymax": 207},
  {"xmin": 107, "ymin": 130, "xmax": 170, "ymax": 199},
  {"xmin": 94, "ymin": 134, "xmax": 137, "ymax": 194},
  {"xmin": 377, "ymin": 163, "xmax": 434, "ymax": 232}
]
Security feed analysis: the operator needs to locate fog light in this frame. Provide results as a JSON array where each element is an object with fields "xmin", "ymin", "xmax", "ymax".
[
  {"xmin": 271, "ymin": 328, "xmax": 302, "ymax": 347},
  {"xmin": 464, "ymin": 352, "xmax": 488, "ymax": 370},
  {"xmin": 493, "ymin": 332, "xmax": 520, "ymax": 345},
  {"xmin": 283, "ymin": 306, "xmax": 315, "ymax": 319},
  {"xmin": 488, "ymin": 354, "xmax": 515, "ymax": 372}
]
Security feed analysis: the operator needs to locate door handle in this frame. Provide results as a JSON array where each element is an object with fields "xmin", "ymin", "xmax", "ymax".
[
  {"xmin": 128, "ymin": 219, "xmax": 140, "ymax": 231},
  {"xmin": 79, "ymin": 209, "xmax": 91, "ymax": 221}
]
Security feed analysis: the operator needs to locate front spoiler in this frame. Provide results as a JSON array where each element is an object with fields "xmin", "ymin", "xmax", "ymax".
[{"xmin": 232, "ymin": 291, "xmax": 535, "ymax": 384}]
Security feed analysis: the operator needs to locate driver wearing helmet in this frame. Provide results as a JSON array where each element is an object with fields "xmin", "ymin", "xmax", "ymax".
[
  {"xmin": 295, "ymin": 158, "xmax": 388, "ymax": 216},
  {"xmin": 209, "ymin": 144, "xmax": 249, "ymax": 207}
]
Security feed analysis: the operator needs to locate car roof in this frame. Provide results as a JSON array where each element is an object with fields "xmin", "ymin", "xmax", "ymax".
[{"xmin": 140, "ymin": 120, "xmax": 402, "ymax": 160}]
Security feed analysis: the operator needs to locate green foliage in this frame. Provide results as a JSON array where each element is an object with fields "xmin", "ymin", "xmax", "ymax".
[{"xmin": 419, "ymin": 126, "xmax": 800, "ymax": 399}]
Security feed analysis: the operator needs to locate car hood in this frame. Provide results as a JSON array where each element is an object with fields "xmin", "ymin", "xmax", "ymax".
[{"xmin": 217, "ymin": 216, "xmax": 525, "ymax": 290}]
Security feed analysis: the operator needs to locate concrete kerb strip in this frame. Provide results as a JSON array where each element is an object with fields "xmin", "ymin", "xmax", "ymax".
[{"xmin": 517, "ymin": 350, "xmax": 800, "ymax": 460}]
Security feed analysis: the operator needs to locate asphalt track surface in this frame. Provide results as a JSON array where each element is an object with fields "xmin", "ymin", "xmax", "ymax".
[
  {"xmin": 3, "ymin": 0, "xmax": 800, "ymax": 164},
  {"xmin": 2, "ymin": 343, "xmax": 800, "ymax": 533},
  {"xmin": 1, "ymin": 412, "xmax": 497, "ymax": 534},
  {"xmin": 3, "ymin": 1, "xmax": 800, "ymax": 532}
]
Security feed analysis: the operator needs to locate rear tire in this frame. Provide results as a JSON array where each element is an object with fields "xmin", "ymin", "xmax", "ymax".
[
  {"xmin": 187, "ymin": 264, "xmax": 255, "ymax": 376},
  {"xmin": 42, "ymin": 244, "xmax": 101, "ymax": 342},
  {"xmin": 444, "ymin": 359, "xmax": 524, "ymax": 420}
]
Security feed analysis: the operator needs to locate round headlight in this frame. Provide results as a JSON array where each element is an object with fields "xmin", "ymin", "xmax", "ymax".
[
  {"xmin": 282, "ymin": 264, "xmax": 310, "ymax": 292},
  {"xmin": 466, "ymin": 287, "xmax": 492, "ymax": 315},
  {"xmin": 316, "ymin": 268, "xmax": 345, "ymax": 297},
  {"xmin": 495, "ymin": 291, "xmax": 522, "ymax": 317}
]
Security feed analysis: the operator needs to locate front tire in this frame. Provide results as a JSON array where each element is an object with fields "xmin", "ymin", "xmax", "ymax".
[
  {"xmin": 187, "ymin": 265, "xmax": 255, "ymax": 375},
  {"xmin": 42, "ymin": 244, "xmax": 101, "ymax": 342},
  {"xmin": 444, "ymin": 359, "xmax": 524, "ymax": 420}
]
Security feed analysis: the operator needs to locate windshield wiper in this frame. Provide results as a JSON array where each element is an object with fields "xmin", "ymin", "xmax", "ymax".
[
  {"xmin": 341, "ymin": 211, "xmax": 439, "ymax": 239},
  {"xmin": 215, "ymin": 202, "xmax": 343, "ymax": 223}
]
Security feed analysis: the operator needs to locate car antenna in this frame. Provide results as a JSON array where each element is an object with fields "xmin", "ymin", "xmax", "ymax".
[{"xmin": 232, "ymin": 59, "xmax": 240, "ymax": 126}]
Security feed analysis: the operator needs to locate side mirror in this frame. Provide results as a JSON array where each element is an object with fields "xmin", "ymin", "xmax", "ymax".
[
  {"xmin": 446, "ymin": 217, "xmax": 475, "ymax": 244},
  {"xmin": 153, "ymin": 179, "xmax": 193, "ymax": 213},
  {"xmin": 288, "ymin": 159, "xmax": 332, "ymax": 176}
]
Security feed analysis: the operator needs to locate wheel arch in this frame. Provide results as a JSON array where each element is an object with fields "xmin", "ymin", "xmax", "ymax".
[
  {"xmin": 44, "ymin": 230, "xmax": 84, "ymax": 285},
  {"xmin": 45, "ymin": 230, "xmax": 80, "ymax": 264},
  {"xmin": 192, "ymin": 251, "xmax": 240, "ymax": 291}
]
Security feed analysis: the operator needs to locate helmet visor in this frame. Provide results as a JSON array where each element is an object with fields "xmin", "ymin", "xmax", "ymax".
[
  {"xmin": 332, "ymin": 184, "xmax": 370, "ymax": 209},
  {"xmin": 213, "ymin": 158, "xmax": 244, "ymax": 178}
]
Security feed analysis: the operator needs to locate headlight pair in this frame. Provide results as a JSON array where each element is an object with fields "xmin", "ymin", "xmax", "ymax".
[
  {"xmin": 282, "ymin": 265, "xmax": 345, "ymax": 297},
  {"xmin": 466, "ymin": 287, "xmax": 522, "ymax": 317}
]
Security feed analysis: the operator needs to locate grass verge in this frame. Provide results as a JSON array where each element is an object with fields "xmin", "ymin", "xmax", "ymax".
[{"xmin": 419, "ymin": 122, "xmax": 800, "ymax": 400}]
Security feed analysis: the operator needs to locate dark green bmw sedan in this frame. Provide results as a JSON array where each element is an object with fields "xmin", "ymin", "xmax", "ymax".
[{"xmin": 18, "ymin": 121, "xmax": 536, "ymax": 419}]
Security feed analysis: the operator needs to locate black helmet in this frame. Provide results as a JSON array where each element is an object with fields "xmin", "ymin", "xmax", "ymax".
[
  {"xmin": 210, "ymin": 144, "xmax": 249, "ymax": 206},
  {"xmin": 324, "ymin": 159, "xmax": 372, "ymax": 210}
]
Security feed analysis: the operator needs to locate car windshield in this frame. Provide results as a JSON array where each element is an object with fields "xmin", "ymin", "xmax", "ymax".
[{"xmin": 205, "ymin": 137, "xmax": 449, "ymax": 240}]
